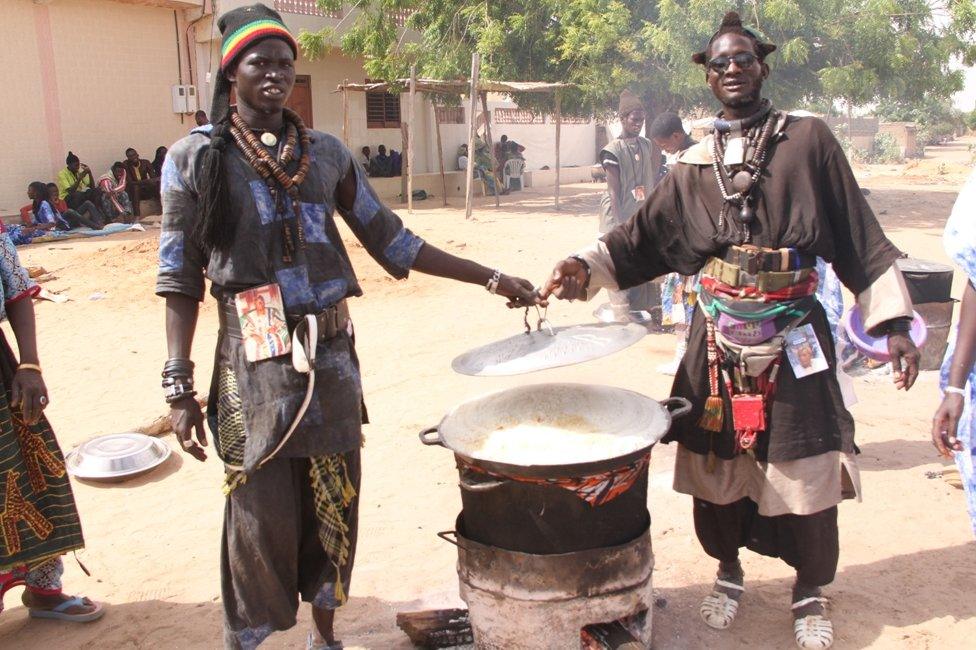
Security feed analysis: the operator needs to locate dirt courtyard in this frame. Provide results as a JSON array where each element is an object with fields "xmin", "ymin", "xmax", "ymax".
[{"xmin": 0, "ymin": 139, "xmax": 974, "ymax": 649}]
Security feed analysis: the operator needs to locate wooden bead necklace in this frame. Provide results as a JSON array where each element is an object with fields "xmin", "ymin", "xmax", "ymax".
[{"xmin": 229, "ymin": 108, "xmax": 311, "ymax": 262}]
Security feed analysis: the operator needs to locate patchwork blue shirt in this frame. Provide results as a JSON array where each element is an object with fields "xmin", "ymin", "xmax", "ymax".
[
  {"xmin": 156, "ymin": 127, "xmax": 425, "ymax": 463},
  {"xmin": 156, "ymin": 127, "xmax": 424, "ymax": 309}
]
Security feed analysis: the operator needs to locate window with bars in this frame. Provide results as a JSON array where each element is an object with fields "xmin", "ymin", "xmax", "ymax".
[
  {"xmin": 435, "ymin": 106, "xmax": 464, "ymax": 125},
  {"xmin": 365, "ymin": 81, "xmax": 402, "ymax": 129},
  {"xmin": 495, "ymin": 108, "xmax": 545, "ymax": 124},
  {"xmin": 273, "ymin": 1, "xmax": 342, "ymax": 18}
]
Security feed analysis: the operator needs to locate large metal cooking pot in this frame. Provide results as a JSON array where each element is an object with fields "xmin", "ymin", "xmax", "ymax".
[
  {"xmin": 420, "ymin": 383, "xmax": 690, "ymax": 478},
  {"xmin": 420, "ymin": 384, "xmax": 690, "ymax": 553}
]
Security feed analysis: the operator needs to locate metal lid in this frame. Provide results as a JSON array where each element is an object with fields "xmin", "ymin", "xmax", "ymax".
[
  {"xmin": 451, "ymin": 322, "xmax": 647, "ymax": 377},
  {"xmin": 66, "ymin": 433, "xmax": 171, "ymax": 481}
]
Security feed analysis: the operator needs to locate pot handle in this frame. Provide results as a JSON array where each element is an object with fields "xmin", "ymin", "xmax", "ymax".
[
  {"xmin": 437, "ymin": 530, "xmax": 461, "ymax": 548},
  {"xmin": 419, "ymin": 426, "xmax": 445, "ymax": 447},
  {"xmin": 458, "ymin": 473, "xmax": 507, "ymax": 492},
  {"xmin": 662, "ymin": 396, "xmax": 693, "ymax": 420}
]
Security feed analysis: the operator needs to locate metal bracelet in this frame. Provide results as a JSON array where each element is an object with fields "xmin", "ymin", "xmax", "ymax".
[
  {"xmin": 486, "ymin": 269, "xmax": 502, "ymax": 294},
  {"xmin": 569, "ymin": 255, "xmax": 592, "ymax": 284},
  {"xmin": 165, "ymin": 389, "xmax": 198, "ymax": 405}
]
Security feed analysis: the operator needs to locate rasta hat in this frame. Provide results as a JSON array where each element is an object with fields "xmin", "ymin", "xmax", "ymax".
[
  {"xmin": 219, "ymin": 3, "xmax": 298, "ymax": 72},
  {"xmin": 209, "ymin": 4, "xmax": 298, "ymax": 125},
  {"xmin": 618, "ymin": 90, "xmax": 645, "ymax": 117},
  {"xmin": 196, "ymin": 4, "xmax": 299, "ymax": 254},
  {"xmin": 692, "ymin": 12, "xmax": 776, "ymax": 66}
]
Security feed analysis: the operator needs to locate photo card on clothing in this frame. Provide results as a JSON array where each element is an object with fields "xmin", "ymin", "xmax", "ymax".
[
  {"xmin": 785, "ymin": 324, "xmax": 829, "ymax": 378},
  {"xmin": 235, "ymin": 283, "xmax": 291, "ymax": 363}
]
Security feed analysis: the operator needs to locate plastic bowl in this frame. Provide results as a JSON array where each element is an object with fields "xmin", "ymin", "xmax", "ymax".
[{"xmin": 840, "ymin": 305, "xmax": 927, "ymax": 362}]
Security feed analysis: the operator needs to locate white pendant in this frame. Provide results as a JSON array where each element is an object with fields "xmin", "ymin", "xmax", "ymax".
[
  {"xmin": 634, "ymin": 154, "xmax": 640, "ymax": 161},
  {"xmin": 260, "ymin": 131, "xmax": 278, "ymax": 147},
  {"xmin": 723, "ymin": 136, "xmax": 746, "ymax": 166}
]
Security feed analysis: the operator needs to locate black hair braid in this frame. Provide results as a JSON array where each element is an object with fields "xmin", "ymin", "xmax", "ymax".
[
  {"xmin": 193, "ymin": 121, "xmax": 236, "ymax": 252},
  {"xmin": 193, "ymin": 69, "xmax": 236, "ymax": 252}
]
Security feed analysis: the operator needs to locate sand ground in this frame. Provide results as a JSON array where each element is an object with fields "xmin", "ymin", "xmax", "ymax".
[{"xmin": 0, "ymin": 138, "xmax": 974, "ymax": 649}]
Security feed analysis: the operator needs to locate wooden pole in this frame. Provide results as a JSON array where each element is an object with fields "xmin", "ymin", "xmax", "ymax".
[
  {"xmin": 407, "ymin": 65, "xmax": 416, "ymax": 214},
  {"xmin": 341, "ymin": 78, "xmax": 349, "ymax": 146},
  {"xmin": 464, "ymin": 53, "xmax": 480, "ymax": 220},
  {"xmin": 554, "ymin": 90, "xmax": 562, "ymax": 211},
  {"xmin": 480, "ymin": 92, "xmax": 500, "ymax": 207},
  {"xmin": 434, "ymin": 103, "xmax": 448, "ymax": 207}
]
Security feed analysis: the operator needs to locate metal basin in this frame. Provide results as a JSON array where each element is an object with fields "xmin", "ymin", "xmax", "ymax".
[
  {"xmin": 421, "ymin": 383, "xmax": 690, "ymax": 478},
  {"xmin": 66, "ymin": 432, "xmax": 171, "ymax": 481}
]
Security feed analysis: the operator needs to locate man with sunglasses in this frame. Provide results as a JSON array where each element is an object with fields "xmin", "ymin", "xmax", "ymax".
[{"xmin": 542, "ymin": 12, "xmax": 919, "ymax": 649}]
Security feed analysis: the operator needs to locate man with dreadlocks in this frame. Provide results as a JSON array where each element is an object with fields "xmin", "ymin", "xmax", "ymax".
[
  {"xmin": 543, "ymin": 12, "xmax": 919, "ymax": 649},
  {"xmin": 155, "ymin": 6, "xmax": 540, "ymax": 649}
]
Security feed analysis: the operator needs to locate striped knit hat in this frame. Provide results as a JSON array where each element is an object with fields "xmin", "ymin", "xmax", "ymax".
[
  {"xmin": 194, "ymin": 4, "xmax": 298, "ymax": 253},
  {"xmin": 219, "ymin": 4, "xmax": 298, "ymax": 72},
  {"xmin": 209, "ymin": 4, "xmax": 298, "ymax": 124}
]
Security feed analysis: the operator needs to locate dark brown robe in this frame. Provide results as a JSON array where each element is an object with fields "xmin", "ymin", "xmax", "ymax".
[{"xmin": 602, "ymin": 116, "xmax": 901, "ymax": 463}]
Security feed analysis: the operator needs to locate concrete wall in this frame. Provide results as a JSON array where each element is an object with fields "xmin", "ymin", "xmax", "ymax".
[
  {"xmin": 428, "ymin": 99, "xmax": 597, "ymax": 175},
  {"xmin": 879, "ymin": 122, "xmax": 920, "ymax": 159},
  {"xmin": 2, "ymin": 0, "xmax": 192, "ymax": 215},
  {"xmin": 368, "ymin": 166, "xmax": 595, "ymax": 203}
]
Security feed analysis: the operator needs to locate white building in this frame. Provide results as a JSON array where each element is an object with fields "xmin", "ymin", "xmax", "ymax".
[{"xmin": 3, "ymin": 0, "xmax": 597, "ymax": 217}]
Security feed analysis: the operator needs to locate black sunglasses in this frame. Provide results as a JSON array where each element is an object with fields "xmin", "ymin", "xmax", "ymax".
[{"xmin": 707, "ymin": 52, "xmax": 759, "ymax": 74}]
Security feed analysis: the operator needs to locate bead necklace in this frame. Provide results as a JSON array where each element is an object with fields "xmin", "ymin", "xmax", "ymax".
[
  {"xmin": 230, "ymin": 108, "xmax": 311, "ymax": 262},
  {"xmin": 710, "ymin": 108, "xmax": 777, "ymax": 227}
]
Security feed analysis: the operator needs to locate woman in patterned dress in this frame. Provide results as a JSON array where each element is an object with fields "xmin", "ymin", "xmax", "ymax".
[
  {"xmin": 932, "ymin": 169, "xmax": 976, "ymax": 535},
  {"xmin": 0, "ymin": 231, "xmax": 102, "ymax": 622}
]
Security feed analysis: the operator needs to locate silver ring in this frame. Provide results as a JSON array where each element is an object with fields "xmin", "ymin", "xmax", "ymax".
[{"xmin": 39, "ymin": 395, "xmax": 48, "ymax": 407}]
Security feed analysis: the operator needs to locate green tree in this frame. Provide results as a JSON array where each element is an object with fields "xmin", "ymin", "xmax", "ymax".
[{"xmin": 299, "ymin": 0, "xmax": 976, "ymax": 116}]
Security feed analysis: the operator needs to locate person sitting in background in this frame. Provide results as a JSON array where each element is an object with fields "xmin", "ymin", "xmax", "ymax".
[
  {"xmin": 151, "ymin": 146, "xmax": 168, "ymax": 177},
  {"xmin": 495, "ymin": 134, "xmax": 526, "ymax": 178},
  {"xmin": 457, "ymin": 144, "xmax": 469, "ymax": 171},
  {"xmin": 194, "ymin": 109, "xmax": 210, "ymax": 127},
  {"xmin": 10, "ymin": 182, "xmax": 68, "ymax": 246},
  {"xmin": 46, "ymin": 183, "xmax": 104, "ymax": 230},
  {"xmin": 390, "ymin": 148, "xmax": 403, "ymax": 177},
  {"xmin": 97, "ymin": 162, "xmax": 135, "ymax": 223},
  {"xmin": 369, "ymin": 144, "xmax": 393, "ymax": 177},
  {"xmin": 360, "ymin": 146, "xmax": 372, "ymax": 175},
  {"xmin": 473, "ymin": 133, "xmax": 499, "ymax": 195},
  {"xmin": 56, "ymin": 152, "xmax": 101, "ymax": 212},
  {"xmin": 123, "ymin": 147, "xmax": 159, "ymax": 217}
]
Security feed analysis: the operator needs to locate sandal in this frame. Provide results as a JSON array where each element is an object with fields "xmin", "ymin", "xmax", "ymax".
[
  {"xmin": 306, "ymin": 632, "xmax": 343, "ymax": 650},
  {"xmin": 699, "ymin": 579, "xmax": 744, "ymax": 630},
  {"xmin": 29, "ymin": 595, "xmax": 105, "ymax": 623},
  {"xmin": 792, "ymin": 597, "xmax": 833, "ymax": 649}
]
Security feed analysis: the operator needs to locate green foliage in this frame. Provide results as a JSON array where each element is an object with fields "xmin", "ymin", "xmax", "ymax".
[
  {"xmin": 298, "ymin": 0, "xmax": 976, "ymax": 117},
  {"xmin": 865, "ymin": 132, "xmax": 904, "ymax": 164},
  {"xmin": 875, "ymin": 96, "xmax": 966, "ymax": 146}
]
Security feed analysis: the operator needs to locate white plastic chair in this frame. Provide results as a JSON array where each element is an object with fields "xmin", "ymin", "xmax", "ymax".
[{"xmin": 503, "ymin": 158, "xmax": 526, "ymax": 191}]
